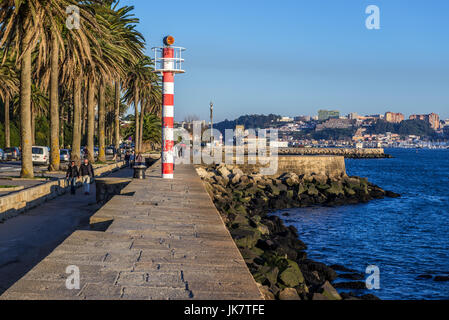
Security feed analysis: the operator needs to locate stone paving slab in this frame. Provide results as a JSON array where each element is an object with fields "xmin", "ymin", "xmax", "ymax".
[{"xmin": 0, "ymin": 163, "xmax": 263, "ymax": 300}]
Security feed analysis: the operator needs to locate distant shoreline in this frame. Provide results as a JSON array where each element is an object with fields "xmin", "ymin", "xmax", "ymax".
[{"xmin": 278, "ymin": 147, "xmax": 393, "ymax": 159}]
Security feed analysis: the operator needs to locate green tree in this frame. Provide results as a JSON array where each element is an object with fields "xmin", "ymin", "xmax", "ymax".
[
  {"xmin": 123, "ymin": 56, "xmax": 154, "ymax": 153},
  {"xmin": 0, "ymin": 49, "xmax": 18, "ymax": 148}
]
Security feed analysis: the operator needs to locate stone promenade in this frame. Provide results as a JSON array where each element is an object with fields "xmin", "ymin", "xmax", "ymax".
[{"xmin": 0, "ymin": 162, "xmax": 263, "ymax": 300}]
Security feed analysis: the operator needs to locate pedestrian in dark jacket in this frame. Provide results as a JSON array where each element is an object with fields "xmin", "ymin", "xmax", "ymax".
[
  {"xmin": 66, "ymin": 161, "xmax": 79, "ymax": 195},
  {"xmin": 80, "ymin": 158, "xmax": 94, "ymax": 195},
  {"xmin": 125, "ymin": 152, "xmax": 130, "ymax": 167}
]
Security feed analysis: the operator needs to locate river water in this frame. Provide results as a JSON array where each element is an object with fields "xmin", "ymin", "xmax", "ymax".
[{"xmin": 274, "ymin": 149, "xmax": 449, "ymax": 300}]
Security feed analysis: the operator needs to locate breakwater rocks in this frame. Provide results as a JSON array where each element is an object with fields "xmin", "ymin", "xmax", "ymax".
[
  {"xmin": 197, "ymin": 164, "xmax": 400, "ymax": 300},
  {"xmin": 279, "ymin": 148, "xmax": 393, "ymax": 159}
]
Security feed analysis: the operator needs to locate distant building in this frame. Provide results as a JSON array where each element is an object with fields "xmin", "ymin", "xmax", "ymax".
[
  {"xmin": 444, "ymin": 126, "xmax": 449, "ymax": 136},
  {"xmin": 270, "ymin": 141, "xmax": 289, "ymax": 148},
  {"xmin": 294, "ymin": 115, "xmax": 311, "ymax": 122},
  {"xmin": 318, "ymin": 109, "xmax": 340, "ymax": 121},
  {"xmin": 316, "ymin": 118, "xmax": 355, "ymax": 131},
  {"xmin": 385, "ymin": 112, "xmax": 404, "ymax": 123},
  {"xmin": 235, "ymin": 125, "xmax": 245, "ymax": 132},
  {"xmin": 409, "ymin": 113, "xmax": 440, "ymax": 130},
  {"xmin": 348, "ymin": 112, "xmax": 358, "ymax": 120},
  {"xmin": 279, "ymin": 117, "xmax": 293, "ymax": 122}
]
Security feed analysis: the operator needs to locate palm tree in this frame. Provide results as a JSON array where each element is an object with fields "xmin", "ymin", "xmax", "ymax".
[
  {"xmin": 92, "ymin": 1, "xmax": 145, "ymax": 159},
  {"xmin": 48, "ymin": 31, "xmax": 61, "ymax": 171},
  {"xmin": 123, "ymin": 113, "xmax": 161, "ymax": 152},
  {"xmin": 110, "ymin": 3, "xmax": 145, "ymax": 151},
  {"xmin": 0, "ymin": 0, "xmax": 96, "ymax": 177},
  {"xmin": 0, "ymin": 49, "xmax": 18, "ymax": 148},
  {"xmin": 0, "ymin": 1, "xmax": 41, "ymax": 178},
  {"xmin": 72, "ymin": 75, "xmax": 82, "ymax": 163},
  {"xmin": 76, "ymin": 0, "xmax": 132, "ymax": 163},
  {"xmin": 97, "ymin": 78, "xmax": 106, "ymax": 162},
  {"xmin": 86, "ymin": 78, "xmax": 95, "ymax": 163},
  {"xmin": 142, "ymin": 114, "xmax": 162, "ymax": 151},
  {"xmin": 55, "ymin": 2, "xmax": 101, "ymax": 164},
  {"xmin": 1, "ymin": 1, "xmax": 150, "ymax": 170},
  {"xmin": 114, "ymin": 80, "xmax": 120, "ymax": 149},
  {"xmin": 123, "ymin": 56, "xmax": 154, "ymax": 153},
  {"xmin": 138, "ymin": 74, "xmax": 162, "ymax": 151}
]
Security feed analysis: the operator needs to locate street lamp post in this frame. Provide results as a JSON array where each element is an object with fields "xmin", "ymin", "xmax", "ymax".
[{"xmin": 210, "ymin": 101, "xmax": 214, "ymax": 146}]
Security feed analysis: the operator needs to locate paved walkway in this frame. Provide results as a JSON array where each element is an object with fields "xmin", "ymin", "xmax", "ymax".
[
  {"xmin": 0, "ymin": 163, "xmax": 263, "ymax": 300},
  {"xmin": 0, "ymin": 167, "xmax": 133, "ymax": 295}
]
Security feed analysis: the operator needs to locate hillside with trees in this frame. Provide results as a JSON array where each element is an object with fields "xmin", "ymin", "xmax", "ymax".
[
  {"xmin": 214, "ymin": 114, "xmax": 281, "ymax": 134},
  {"xmin": 368, "ymin": 119, "xmax": 436, "ymax": 137}
]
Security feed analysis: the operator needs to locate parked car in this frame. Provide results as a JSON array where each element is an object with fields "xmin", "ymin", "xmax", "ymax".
[
  {"xmin": 0, "ymin": 148, "xmax": 6, "ymax": 161},
  {"xmin": 3, "ymin": 147, "xmax": 21, "ymax": 161},
  {"xmin": 32, "ymin": 146, "xmax": 50, "ymax": 166},
  {"xmin": 60, "ymin": 149, "xmax": 70, "ymax": 162},
  {"xmin": 105, "ymin": 146, "xmax": 115, "ymax": 155},
  {"xmin": 81, "ymin": 147, "xmax": 98, "ymax": 159}
]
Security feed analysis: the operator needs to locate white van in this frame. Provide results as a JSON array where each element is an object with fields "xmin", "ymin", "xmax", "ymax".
[{"xmin": 32, "ymin": 146, "xmax": 50, "ymax": 166}]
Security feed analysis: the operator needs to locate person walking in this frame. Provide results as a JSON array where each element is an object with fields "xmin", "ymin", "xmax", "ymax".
[
  {"xmin": 66, "ymin": 161, "xmax": 79, "ymax": 195},
  {"xmin": 125, "ymin": 151, "xmax": 130, "ymax": 167},
  {"xmin": 130, "ymin": 151, "xmax": 136, "ymax": 168},
  {"xmin": 80, "ymin": 158, "xmax": 94, "ymax": 195}
]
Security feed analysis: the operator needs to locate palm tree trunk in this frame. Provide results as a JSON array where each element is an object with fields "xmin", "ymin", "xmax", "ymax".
[
  {"xmin": 114, "ymin": 80, "xmax": 120, "ymax": 150},
  {"xmin": 60, "ymin": 104, "xmax": 64, "ymax": 148},
  {"xmin": 4, "ymin": 95, "xmax": 10, "ymax": 148},
  {"xmin": 19, "ymin": 28, "xmax": 34, "ymax": 178},
  {"xmin": 72, "ymin": 77, "xmax": 82, "ymax": 164},
  {"xmin": 87, "ymin": 78, "xmax": 95, "ymax": 163},
  {"xmin": 134, "ymin": 86, "xmax": 140, "ymax": 153},
  {"xmin": 31, "ymin": 104, "xmax": 35, "ymax": 145},
  {"xmin": 49, "ymin": 33, "xmax": 60, "ymax": 171},
  {"xmin": 82, "ymin": 90, "xmax": 87, "ymax": 138},
  {"xmin": 139, "ymin": 103, "xmax": 145, "ymax": 152},
  {"xmin": 60, "ymin": 119, "xmax": 64, "ymax": 148},
  {"xmin": 98, "ymin": 78, "xmax": 106, "ymax": 162},
  {"xmin": 68, "ymin": 100, "xmax": 72, "ymax": 124}
]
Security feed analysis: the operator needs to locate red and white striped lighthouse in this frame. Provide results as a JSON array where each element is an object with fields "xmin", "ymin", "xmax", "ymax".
[{"xmin": 153, "ymin": 36, "xmax": 185, "ymax": 179}]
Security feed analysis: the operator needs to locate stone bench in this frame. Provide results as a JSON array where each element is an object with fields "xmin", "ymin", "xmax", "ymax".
[{"xmin": 95, "ymin": 178, "xmax": 131, "ymax": 206}]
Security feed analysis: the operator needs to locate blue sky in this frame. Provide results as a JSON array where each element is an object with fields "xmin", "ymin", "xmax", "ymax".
[{"xmin": 120, "ymin": 0, "xmax": 449, "ymax": 122}]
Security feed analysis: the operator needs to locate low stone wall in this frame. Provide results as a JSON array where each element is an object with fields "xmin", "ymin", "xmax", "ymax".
[
  {"xmin": 231, "ymin": 155, "xmax": 346, "ymax": 179},
  {"xmin": 93, "ymin": 161, "xmax": 125, "ymax": 176},
  {"xmin": 279, "ymin": 148, "xmax": 391, "ymax": 158},
  {"xmin": 0, "ymin": 161, "xmax": 125, "ymax": 222},
  {"xmin": 278, "ymin": 156, "xmax": 346, "ymax": 178}
]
